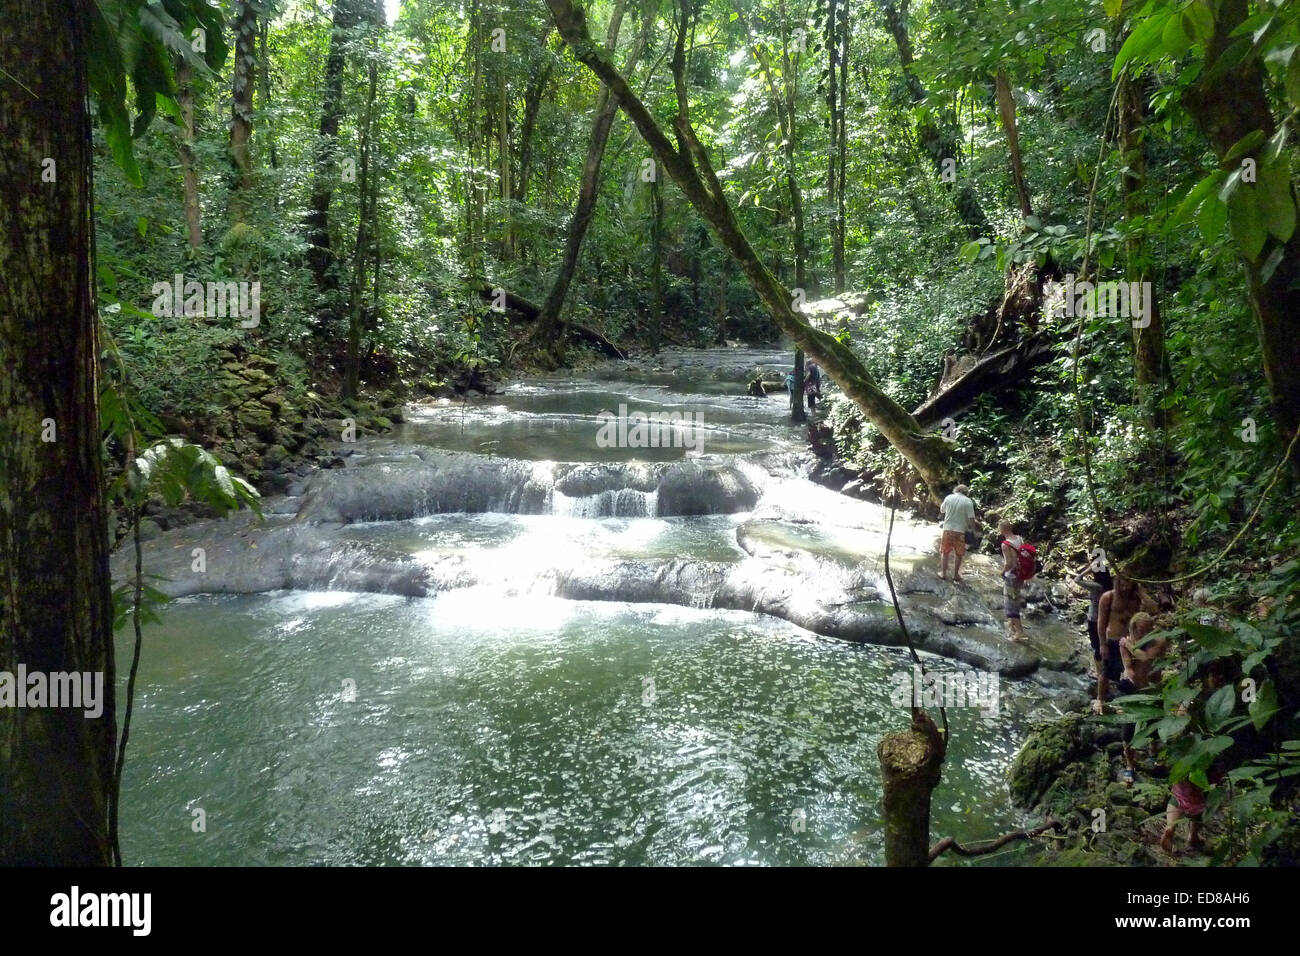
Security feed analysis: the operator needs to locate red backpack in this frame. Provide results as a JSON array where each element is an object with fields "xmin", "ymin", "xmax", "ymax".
[{"xmin": 1006, "ymin": 540, "xmax": 1039, "ymax": 580}]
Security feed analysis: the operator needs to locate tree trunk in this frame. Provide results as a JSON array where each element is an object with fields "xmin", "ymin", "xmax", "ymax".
[
  {"xmin": 533, "ymin": 0, "xmax": 642, "ymax": 350},
  {"xmin": 828, "ymin": 0, "xmax": 848, "ymax": 291},
  {"xmin": 878, "ymin": 708, "xmax": 946, "ymax": 867},
  {"xmin": 1118, "ymin": 67, "xmax": 1165, "ymax": 426},
  {"xmin": 650, "ymin": 170, "xmax": 663, "ymax": 354},
  {"xmin": 466, "ymin": 1, "xmax": 485, "ymax": 283},
  {"xmin": 1181, "ymin": 0, "xmax": 1300, "ymax": 464},
  {"xmin": 306, "ymin": 0, "xmax": 364, "ymax": 294},
  {"xmin": 791, "ymin": 349, "xmax": 806, "ymax": 422},
  {"xmin": 0, "ymin": 0, "xmax": 116, "ymax": 865},
  {"xmin": 879, "ymin": 0, "xmax": 990, "ymax": 239},
  {"xmin": 345, "ymin": 51, "xmax": 380, "ymax": 400},
  {"xmin": 744, "ymin": 4, "xmax": 808, "ymax": 422},
  {"xmin": 514, "ymin": 57, "xmax": 553, "ymax": 208},
  {"xmin": 499, "ymin": 57, "xmax": 513, "ymax": 260},
  {"xmin": 835, "ymin": 1, "xmax": 848, "ymax": 292},
  {"xmin": 176, "ymin": 60, "xmax": 203, "ymax": 249},
  {"xmin": 546, "ymin": 0, "xmax": 953, "ymax": 498},
  {"xmin": 229, "ymin": 0, "xmax": 258, "ymax": 214},
  {"xmin": 995, "ymin": 68, "xmax": 1032, "ymax": 219},
  {"xmin": 258, "ymin": 16, "xmax": 278, "ymax": 172}
]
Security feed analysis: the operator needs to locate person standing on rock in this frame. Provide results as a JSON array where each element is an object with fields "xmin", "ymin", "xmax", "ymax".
[
  {"xmin": 999, "ymin": 519, "xmax": 1028, "ymax": 642},
  {"xmin": 938, "ymin": 484, "xmax": 977, "ymax": 582}
]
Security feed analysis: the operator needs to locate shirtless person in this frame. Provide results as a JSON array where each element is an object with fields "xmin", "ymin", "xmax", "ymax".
[
  {"xmin": 1116, "ymin": 611, "xmax": 1168, "ymax": 782},
  {"xmin": 1093, "ymin": 574, "xmax": 1157, "ymax": 713}
]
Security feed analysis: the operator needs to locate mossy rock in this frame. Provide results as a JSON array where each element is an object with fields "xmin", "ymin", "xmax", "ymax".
[
  {"xmin": 262, "ymin": 390, "xmax": 287, "ymax": 415},
  {"xmin": 236, "ymin": 402, "xmax": 274, "ymax": 429},
  {"xmin": 261, "ymin": 444, "xmax": 290, "ymax": 468},
  {"xmin": 1009, "ymin": 714, "xmax": 1090, "ymax": 807},
  {"xmin": 239, "ymin": 368, "xmax": 277, "ymax": 394}
]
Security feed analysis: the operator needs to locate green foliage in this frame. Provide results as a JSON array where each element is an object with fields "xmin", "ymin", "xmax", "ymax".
[{"xmin": 88, "ymin": 0, "xmax": 229, "ymax": 184}]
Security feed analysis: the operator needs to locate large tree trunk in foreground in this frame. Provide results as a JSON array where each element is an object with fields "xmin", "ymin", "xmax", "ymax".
[
  {"xmin": 1180, "ymin": 0, "xmax": 1300, "ymax": 463},
  {"xmin": 878, "ymin": 708, "xmax": 946, "ymax": 867},
  {"xmin": 546, "ymin": 0, "xmax": 952, "ymax": 498},
  {"xmin": 533, "ymin": 0, "xmax": 641, "ymax": 351},
  {"xmin": 0, "ymin": 0, "xmax": 116, "ymax": 865}
]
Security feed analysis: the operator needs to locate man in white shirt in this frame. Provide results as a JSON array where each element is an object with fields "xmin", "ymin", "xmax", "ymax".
[{"xmin": 939, "ymin": 484, "xmax": 977, "ymax": 582}]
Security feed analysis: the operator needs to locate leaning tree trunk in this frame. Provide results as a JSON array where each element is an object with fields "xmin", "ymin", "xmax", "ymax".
[
  {"xmin": 533, "ymin": 0, "xmax": 642, "ymax": 352},
  {"xmin": 878, "ymin": 708, "xmax": 946, "ymax": 866},
  {"xmin": 546, "ymin": 0, "xmax": 953, "ymax": 498},
  {"xmin": 0, "ymin": 0, "xmax": 116, "ymax": 865}
]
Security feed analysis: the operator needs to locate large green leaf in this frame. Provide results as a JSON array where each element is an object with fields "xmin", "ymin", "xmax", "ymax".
[
  {"xmin": 1228, "ymin": 184, "xmax": 1268, "ymax": 260},
  {"xmin": 1249, "ymin": 680, "xmax": 1280, "ymax": 730},
  {"xmin": 1205, "ymin": 684, "xmax": 1237, "ymax": 732}
]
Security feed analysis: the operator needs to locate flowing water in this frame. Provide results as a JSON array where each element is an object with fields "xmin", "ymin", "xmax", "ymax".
[{"xmin": 117, "ymin": 348, "xmax": 1073, "ymax": 866}]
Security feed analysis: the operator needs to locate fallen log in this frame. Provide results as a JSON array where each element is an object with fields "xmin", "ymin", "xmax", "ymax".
[
  {"xmin": 912, "ymin": 332, "xmax": 1055, "ymax": 429},
  {"xmin": 477, "ymin": 285, "xmax": 627, "ymax": 359}
]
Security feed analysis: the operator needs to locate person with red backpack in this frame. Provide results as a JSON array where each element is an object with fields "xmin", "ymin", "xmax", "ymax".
[{"xmin": 999, "ymin": 519, "xmax": 1037, "ymax": 642}]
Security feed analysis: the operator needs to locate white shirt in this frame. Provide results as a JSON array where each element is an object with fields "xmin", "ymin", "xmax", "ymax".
[{"xmin": 940, "ymin": 493, "xmax": 975, "ymax": 533}]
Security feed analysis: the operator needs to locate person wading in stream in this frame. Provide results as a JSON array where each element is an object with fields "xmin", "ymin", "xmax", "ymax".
[
  {"xmin": 938, "ymin": 484, "xmax": 978, "ymax": 582},
  {"xmin": 1093, "ymin": 574, "xmax": 1158, "ymax": 714},
  {"xmin": 804, "ymin": 361, "xmax": 822, "ymax": 412}
]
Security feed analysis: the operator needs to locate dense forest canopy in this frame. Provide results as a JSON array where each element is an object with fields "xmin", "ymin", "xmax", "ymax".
[{"xmin": 3, "ymin": 0, "xmax": 1300, "ymax": 868}]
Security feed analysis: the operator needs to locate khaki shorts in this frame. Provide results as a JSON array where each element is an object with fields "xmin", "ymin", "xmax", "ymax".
[{"xmin": 941, "ymin": 530, "xmax": 966, "ymax": 557}]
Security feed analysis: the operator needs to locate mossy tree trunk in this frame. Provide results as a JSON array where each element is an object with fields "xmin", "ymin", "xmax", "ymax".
[
  {"xmin": 0, "ymin": 0, "xmax": 116, "ymax": 865},
  {"xmin": 877, "ymin": 708, "xmax": 946, "ymax": 867}
]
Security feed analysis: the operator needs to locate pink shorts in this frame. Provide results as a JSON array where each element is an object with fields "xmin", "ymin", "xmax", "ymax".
[{"xmin": 1170, "ymin": 780, "xmax": 1206, "ymax": 817}]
